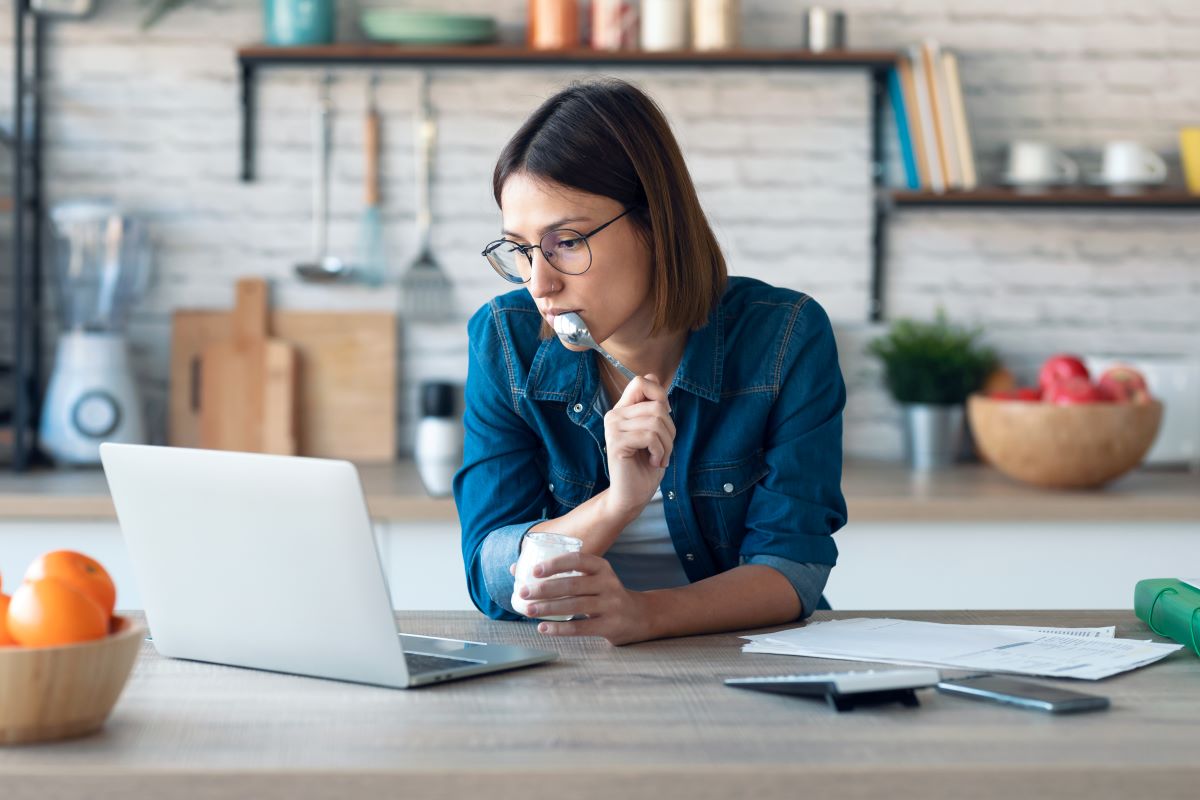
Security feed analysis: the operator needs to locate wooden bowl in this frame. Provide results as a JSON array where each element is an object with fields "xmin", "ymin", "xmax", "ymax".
[
  {"xmin": 0, "ymin": 615, "xmax": 144, "ymax": 745},
  {"xmin": 967, "ymin": 395, "xmax": 1163, "ymax": 489}
]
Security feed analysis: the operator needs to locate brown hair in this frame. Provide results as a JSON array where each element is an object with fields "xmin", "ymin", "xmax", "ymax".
[{"xmin": 493, "ymin": 78, "xmax": 727, "ymax": 337}]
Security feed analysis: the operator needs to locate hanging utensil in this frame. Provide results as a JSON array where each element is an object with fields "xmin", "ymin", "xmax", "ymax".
[
  {"xmin": 296, "ymin": 73, "xmax": 350, "ymax": 283},
  {"xmin": 356, "ymin": 74, "xmax": 387, "ymax": 288},
  {"xmin": 399, "ymin": 71, "xmax": 454, "ymax": 320}
]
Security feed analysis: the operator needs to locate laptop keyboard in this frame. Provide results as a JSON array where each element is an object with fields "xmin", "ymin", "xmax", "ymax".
[{"xmin": 404, "ymin": 651, "xmax": 480, "ymax": 675}]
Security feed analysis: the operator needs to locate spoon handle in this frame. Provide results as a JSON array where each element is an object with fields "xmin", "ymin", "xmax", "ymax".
[{"xmin": 596, "ymin": 347, "xmax": 637, "ymax": 381}]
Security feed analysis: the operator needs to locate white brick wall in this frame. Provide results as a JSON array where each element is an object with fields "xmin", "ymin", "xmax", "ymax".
[{"xmin": 2, "ymin": 1, "xmax": 1198, "ymax": 460}]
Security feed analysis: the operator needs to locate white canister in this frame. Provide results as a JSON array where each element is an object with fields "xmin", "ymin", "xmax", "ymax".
[
  {"xmin": 641, "ymin": 0, "xmax": 689, "ymax": 51},
  {"xmin": 511, "ymin": 532, "xmax": 583, "ymax": 620},
  {"xmin": 414, "ymin": 382, "xmax": 464, "ymax": 498},
  {"xmin": 691, "ymin": 0, "xmax": 739, "ymax": 51}
]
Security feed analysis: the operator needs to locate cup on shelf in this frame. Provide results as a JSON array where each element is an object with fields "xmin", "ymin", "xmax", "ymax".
[
  {"xmin": 1182, "ymin": 128, "xmax": 1200, "ymax": 196},
  {"xmin": 1097, "ymin": 141, "xmax": 1167, "ymax": 193},
  {"xmin": 1003, "ymin": 141, "xmax": 1079, "ymax": 191},
  {"xmin": 692, "ymin": 0, "xmax": 739, "ymax": 51}
]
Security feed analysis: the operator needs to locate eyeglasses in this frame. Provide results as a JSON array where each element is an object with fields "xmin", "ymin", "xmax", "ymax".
[{"xmin": 481, "ymin": 207, "xmax": 635, "ymax": 284}]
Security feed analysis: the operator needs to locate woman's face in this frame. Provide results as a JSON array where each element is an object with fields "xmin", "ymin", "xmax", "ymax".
[{"xmin": 499, "ymin": 172, "xmax": 652, "ymax": 350}]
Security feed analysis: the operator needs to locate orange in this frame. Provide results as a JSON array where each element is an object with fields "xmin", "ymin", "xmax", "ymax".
[
  {"xmin": 0, "ymin": 593, "xmax": 17, "ymax": 646},
  {"xmin": 6, "ymin": 578, "xmax": 109, "ymax": 648},
  {"xmin": 25, "ymin": 550, "xmax": 116, "ymax": 619}
]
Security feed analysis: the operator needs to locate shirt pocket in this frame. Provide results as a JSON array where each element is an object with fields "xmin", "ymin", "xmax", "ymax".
[
  {"xmin": 546, "ymin": 465, "xmax": 595, "ymax": 517},
  {"xmin": 688, "ymin": 450, "xmax": 769, "ymax": 551}
]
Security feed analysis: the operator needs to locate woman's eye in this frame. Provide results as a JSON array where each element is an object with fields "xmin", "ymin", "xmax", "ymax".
[{"xmin": 556, "ymin": 237, "xmax": 583, "ymax": 251}]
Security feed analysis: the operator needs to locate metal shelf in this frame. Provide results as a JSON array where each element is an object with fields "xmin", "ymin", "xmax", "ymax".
[
  {"xmin": 7, "ymin": 0, "xmax": 45, "ymax": 472},
  {"xmin": 235, "ymin": 44, "xmax": 896, "ymax": 322}
]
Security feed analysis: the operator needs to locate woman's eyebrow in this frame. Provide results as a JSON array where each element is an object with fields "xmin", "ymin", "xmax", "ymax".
[{"xmin": 502, "ymin": 216, "xmax": 590, "ymax": 239}]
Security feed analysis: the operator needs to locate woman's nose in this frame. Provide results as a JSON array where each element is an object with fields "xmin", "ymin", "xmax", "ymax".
[{"xmin": 526, "ymin": 249, "xmax": 560, "ymax": 297}]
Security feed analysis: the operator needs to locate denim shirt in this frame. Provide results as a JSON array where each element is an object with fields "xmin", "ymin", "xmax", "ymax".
[{"xmin": 453, "ymin": 276, "xmax": 848, "ymax": 622}]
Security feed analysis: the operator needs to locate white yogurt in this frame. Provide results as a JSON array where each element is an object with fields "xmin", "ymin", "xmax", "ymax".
[{"xmin": 512, "ymin": 532, "xmax": 583, "ymax": 621}]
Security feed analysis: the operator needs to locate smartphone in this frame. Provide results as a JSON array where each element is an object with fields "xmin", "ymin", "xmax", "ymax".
[{"xmin": 935, "ymin": 674, "xmax": 1110, "ymax": 714}]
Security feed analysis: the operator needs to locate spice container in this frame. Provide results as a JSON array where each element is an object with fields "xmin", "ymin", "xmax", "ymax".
[
  {"xmin": 591, "ymin": 0, "xmax": 638, "ymax": 51},
  {"xmin": 691, "ymin": 0, "xmax": 739, "ymax": 50},
  {"xmin": 640, "ymin": 0, "xmax": 688, "ymax": 51},
  {"xmin": 511, "ymin": 532, "xmax": 583, "ymax": 620},
  {"xmin": 528, "ymin": 0, "xmax": 581, "ymax": 49}
]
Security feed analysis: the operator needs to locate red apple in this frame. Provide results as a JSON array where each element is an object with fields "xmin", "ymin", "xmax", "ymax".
[
  {"xmin": 1044, "ymin": 375, "xmax": 1107, "ymax": 405},
  {"xmin": 1097, "ymin": 365, "xmax": 1152, "ymax": 404},
  {"xmin": 1038, "ymin": 354, "xmax": 1090, "ymax": 393},
  {"xmin": 988, "ymin": 386, "xmax": 1042, "ymax": 402}
]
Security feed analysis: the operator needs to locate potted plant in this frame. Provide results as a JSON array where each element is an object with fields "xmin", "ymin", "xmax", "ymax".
[{"xmin": 867, "ymin": 312, "xmax": 997, "ymax": 469}]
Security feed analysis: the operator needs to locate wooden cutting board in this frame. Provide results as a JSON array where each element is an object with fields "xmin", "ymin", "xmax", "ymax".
[
  {"xmin": 171, "ymin": 303, "xmax": 396, "ymax": 463},
  {"xmin": 198, "ymin": 278, "xmax": 298, "ymax": 455}
]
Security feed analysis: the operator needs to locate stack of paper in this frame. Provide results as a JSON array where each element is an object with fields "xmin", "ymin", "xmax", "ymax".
[{"xmin": 743, "ymin": 618, "xmax": 1182, "ymax": 681}]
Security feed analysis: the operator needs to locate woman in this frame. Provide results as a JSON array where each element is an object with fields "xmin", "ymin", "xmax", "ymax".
[{"xmin": 453, "ymin": 78, "xmax": 846, "ymax": 646}]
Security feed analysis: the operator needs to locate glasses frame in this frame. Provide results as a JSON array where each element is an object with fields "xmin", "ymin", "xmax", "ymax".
[{"xmin": 482, "ymin": 207, "xmax": 635, "ymax": 284}]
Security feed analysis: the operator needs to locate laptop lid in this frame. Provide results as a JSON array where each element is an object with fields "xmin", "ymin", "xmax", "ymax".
[{"xmin": 101, "ymin": 443, "xmax": 421, "ymax": 688}]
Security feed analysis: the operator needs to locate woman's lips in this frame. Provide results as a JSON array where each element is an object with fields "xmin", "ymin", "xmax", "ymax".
[{"xmin": 544, "ymin": 309, "xmax": 580, "ymax": 325}]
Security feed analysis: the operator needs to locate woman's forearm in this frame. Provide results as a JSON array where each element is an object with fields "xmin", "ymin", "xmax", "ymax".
[
  {"xmin": 637, "ymin": 564, "xmax": 802, "ymax": 641},
  {"xmin": 528, "ymin": 489, "xmax": 641, "ymax": 556}
]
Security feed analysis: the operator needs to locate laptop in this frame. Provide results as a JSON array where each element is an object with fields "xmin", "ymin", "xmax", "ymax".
[{"xmin": 99, "ymin": 443, "xmax": 556, "ymax": 688}]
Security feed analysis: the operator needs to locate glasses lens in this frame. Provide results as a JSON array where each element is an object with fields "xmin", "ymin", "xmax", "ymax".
[
  {"xmin": 484, "ymin": 240, "xmax": 530, "ymax": 283},
  {"xmin": 540, "ymin": 229, "xmax": 591, "ymax": 275}
]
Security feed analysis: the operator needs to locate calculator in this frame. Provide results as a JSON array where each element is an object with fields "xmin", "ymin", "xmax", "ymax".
[{"xmin": 725, "ymin": 668, "xmax": 942, "ymax": 712}]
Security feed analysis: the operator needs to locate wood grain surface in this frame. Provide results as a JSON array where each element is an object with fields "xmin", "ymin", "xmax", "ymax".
[{"xmin": 1, "ymin": 610, "xmax": 1196, "ymax": 799}]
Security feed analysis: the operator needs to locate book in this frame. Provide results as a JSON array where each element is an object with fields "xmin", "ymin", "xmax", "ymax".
[
  {"xmin": 906, "ymin": 44, "xmax": 944, "ymax": 193},
  {"xmin": 887, "ymin": 67, "xmax": 920, "ymax": 190},
  {"xmin": 922, "ymin": 39, "xmax": 960, "ymax": 190},
  {"xmin": 942, "ymin": 50, "xmax": 977, "ymax": 191},
  {"xmin": 897, "ymin": 54, "xmax": 930, "ymax": 189}
]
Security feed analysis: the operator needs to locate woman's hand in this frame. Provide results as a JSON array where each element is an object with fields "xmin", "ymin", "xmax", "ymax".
[
  {"xmin": 602, "ymin": 373, "xmax": 675, "ymax": 519},
  {"xmin": 509, "ymin": 553, "xmax": 652, "ymax": 646}
]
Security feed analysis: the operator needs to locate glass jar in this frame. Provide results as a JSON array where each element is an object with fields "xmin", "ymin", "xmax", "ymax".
[
  {"xmin": 512, "ymin": 532, "xmax": 583, "ymax": 621},
  {"xmin": 691, "ymin": 0, "xmax": 739, "ymax": 51}
]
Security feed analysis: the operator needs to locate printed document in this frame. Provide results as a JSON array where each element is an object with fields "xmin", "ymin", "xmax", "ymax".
[{"xmin": 743, "ymin": 618, "xmax": 1181, "ymax": 680}]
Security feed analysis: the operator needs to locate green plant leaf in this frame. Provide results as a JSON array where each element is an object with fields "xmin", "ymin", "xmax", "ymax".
[
  {"xmin": 141, "ymin": 0, "xmax": 193, "ymax": 30},
  {"xmin": 866, "ymin": 310, "xmax": 998, "ymax": 405}
]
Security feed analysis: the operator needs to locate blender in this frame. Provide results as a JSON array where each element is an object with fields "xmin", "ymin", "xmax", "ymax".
[{"xmin": 39, "ymin": 200, "xmax": 152, "ymax": 465}]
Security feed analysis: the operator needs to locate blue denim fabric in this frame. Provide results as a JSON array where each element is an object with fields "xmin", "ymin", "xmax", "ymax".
[{"xmin": 453, "ymin": 276, "xmax": 848, "ymax": 622}]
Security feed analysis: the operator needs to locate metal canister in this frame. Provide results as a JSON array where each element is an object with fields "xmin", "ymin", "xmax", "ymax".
[
  {"xmin": 528, "ymin": 0, "xmax": 581, "ymax": 50},
  {"xmin": 801, "ymin": 7, "xmax": 846, "ymax": 53},
  {"xmin": 591, "ymin": 0, "xmax": 638, "ymax": 51}
]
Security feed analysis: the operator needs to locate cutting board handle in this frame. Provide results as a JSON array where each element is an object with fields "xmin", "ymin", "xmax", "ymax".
[{"xmin": 233, "ymin": 278, "xmax": 269, "ymax": 344}]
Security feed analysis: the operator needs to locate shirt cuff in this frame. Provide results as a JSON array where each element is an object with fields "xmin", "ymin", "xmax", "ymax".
[
  {"xmin": 743, "ymin": 555, "xmax": 832, "ymax": 621},
  {"xmin": 479, "ymin": 520, "xmax": 545, "ymax": 616}
]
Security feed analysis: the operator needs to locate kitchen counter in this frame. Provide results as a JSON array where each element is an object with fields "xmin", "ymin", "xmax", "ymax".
[
  {"xmin": 0, "ymin": 459, "xmax": 1196, "ymax": 523},
  {"xmin": 2, "ymin": 609, "xmax": 1197, "ymax": 800}
]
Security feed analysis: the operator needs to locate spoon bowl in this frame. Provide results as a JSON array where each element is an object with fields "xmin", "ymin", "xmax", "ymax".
[{"xmin": 553, "ymin": 312, "xmax": 636, "ymax": 380}]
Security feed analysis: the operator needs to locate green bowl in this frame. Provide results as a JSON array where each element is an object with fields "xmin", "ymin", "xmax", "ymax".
[{"xmin": 360, "ymin": 10, "xmax": 497, "ymax": 45}]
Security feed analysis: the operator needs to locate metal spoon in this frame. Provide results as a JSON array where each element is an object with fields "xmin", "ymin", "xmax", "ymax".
[
  {"xmin": 553, "ymin": 312, "xmax": 636, "ymax": 381},
  {"xmin": 296, "ymin": 74, "xmax": 352, "ymax": 283}
]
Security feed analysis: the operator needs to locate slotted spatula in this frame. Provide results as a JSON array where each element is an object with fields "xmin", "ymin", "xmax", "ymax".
[{"xmin": 400, "ymin": 71, "xmax": 454, "ymax": 321}]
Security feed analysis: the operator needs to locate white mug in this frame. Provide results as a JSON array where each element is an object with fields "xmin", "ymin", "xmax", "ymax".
[
  {"xmin": 1101, "ymin": 141, "xmax": 1167, "ymax": 186},
  {"xmin": 1005, "ymin": 141, "xmax": 1079, "ymax": 186}
]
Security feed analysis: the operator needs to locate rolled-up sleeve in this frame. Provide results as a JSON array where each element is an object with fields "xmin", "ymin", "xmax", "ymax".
[
  {"xmin": 453, "ymin": 305, "xmax": 549, "ymax": 621},
  {"xmin": 739, "ymin": 296, "xmax": 847, "ymax": 619}
]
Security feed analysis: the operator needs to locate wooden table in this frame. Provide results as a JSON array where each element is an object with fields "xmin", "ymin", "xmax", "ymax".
[{"xmin": 2, "ymin": 610, "xmax": 1197, "ymax": 799}]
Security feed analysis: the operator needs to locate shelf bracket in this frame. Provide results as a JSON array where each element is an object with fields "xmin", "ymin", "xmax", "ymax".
[
  {"xmin": 240, "ymin": 59, "xmax": 256, "ymax": 182},
  {"xmin": 868, "ymin": 66, "xmax": 889, "ymax": 323}
]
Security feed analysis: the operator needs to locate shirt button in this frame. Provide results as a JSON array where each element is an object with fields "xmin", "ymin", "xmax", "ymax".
[
  {"xmin": 723, "ymin": 482, "xmax": 734, "ymax": 494},
  {"xmin": 572, "ymin": 403, "xmax": 583, "ymax": 413},
  {"xmin": 548, "ymin": 483, "xmax": 555, "ymax": 493},
  {"xmin": 685, "ymin": 553, "xmax": 695, "ymax": 561},
  {"xmin": 666, "ymin": 490, "xmax": 676, "ymax": 500}
]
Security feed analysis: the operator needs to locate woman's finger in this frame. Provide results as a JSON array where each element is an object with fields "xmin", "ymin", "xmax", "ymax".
[
  {"xmin": 537, "ymin": 617, "xmax": 603, "ymax": 637},
  {"xmin": 521, "ymin": 575, "xmax": 596, "ymax": 600},
  {"xmin": 533, "ymin": 551, "xmax": 602, "ymax": 579},
  {"xmin": 526, "ymin": 596, "xmax": 592, "ymax": 619},
  {"xmin": 612, "ymin": 374, "xmax": 667, "ymax": 410}
]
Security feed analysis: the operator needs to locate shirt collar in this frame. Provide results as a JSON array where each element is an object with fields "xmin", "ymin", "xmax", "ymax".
[{"xmin": 526, "ymin": 305, "xmax": 724, "ymax": 404}]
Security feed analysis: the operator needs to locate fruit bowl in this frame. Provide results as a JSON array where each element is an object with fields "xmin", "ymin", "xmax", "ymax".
[
  {"xmin": 0, "ymin": 615, "xmax": 144, "ymax": 745},
  {"xmin": 968, "ymin": 395, "xmax": 1163, "ymax": 489}
]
